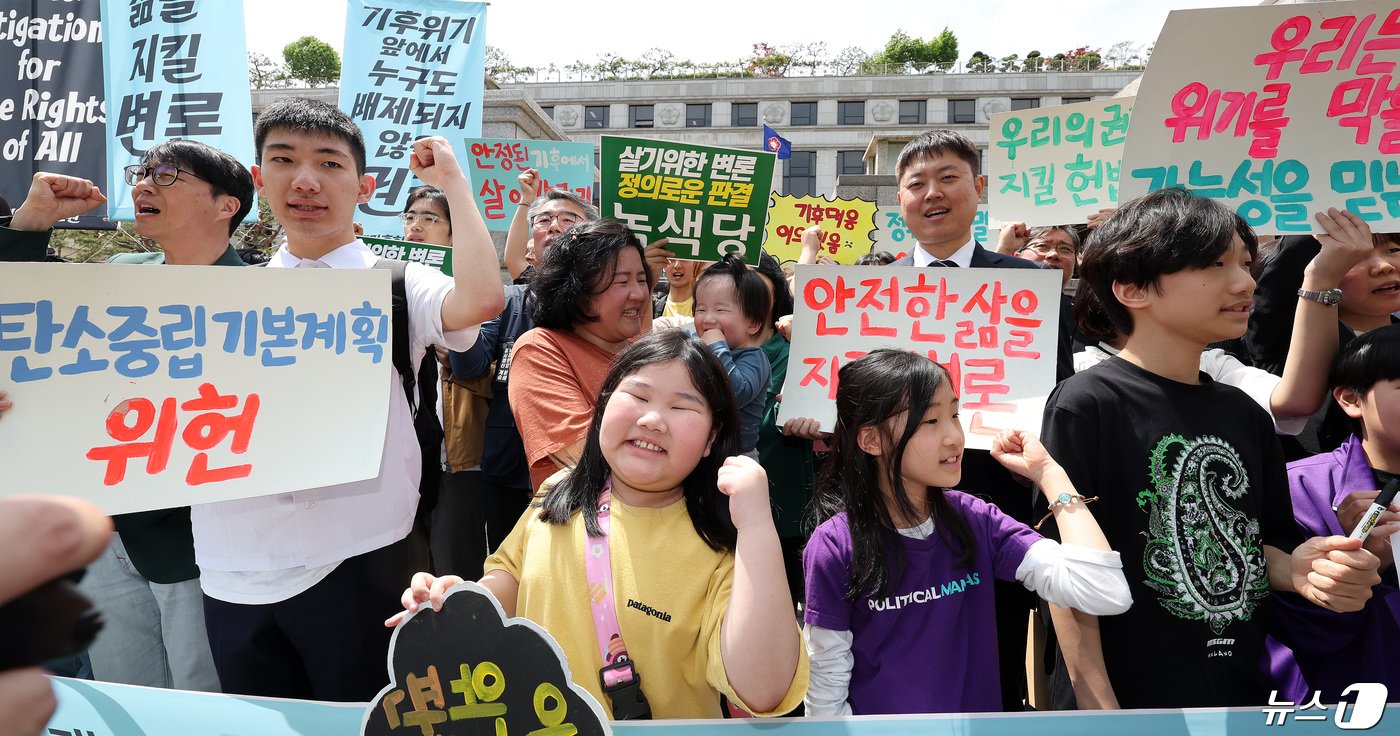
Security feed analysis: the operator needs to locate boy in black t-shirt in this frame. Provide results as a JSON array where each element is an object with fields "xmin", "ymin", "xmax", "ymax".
[{"xmin": 1041, "ymin": 188, "xmax": 1382, "ymax": 709}]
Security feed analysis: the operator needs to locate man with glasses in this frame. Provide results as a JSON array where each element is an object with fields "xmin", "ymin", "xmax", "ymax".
[
  {"xmin": 502, "ymin": 167, "xmax": 599, "ymax": 281},
  {"xmin": 0, "ymin": 139, "xmax": 254, "ymax": 694},
  {"xmin": 1002, "ymin": 224, "xmax": 1081, "ymax": 289}
]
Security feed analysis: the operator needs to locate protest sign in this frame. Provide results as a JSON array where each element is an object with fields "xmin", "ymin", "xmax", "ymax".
[
  {"xmin": 341, "ymin": 0, "xmax": 487, "ymax": 237},
  {"xmin": 51, "ymin": 677, "xmax": 1395, "ymax": 736},
  {"xmin": 1, "ymin": 0, "xmax": 110, "ymax": 229},
  {"xmin": 777, "ymin": 265, "xmax": 1060, "ymax": 449},
  {"xmin": 601, "ymin": 136, "xmax": 776, "ymax": 265},
  {"xmin": 0, "ymin": 263, "xmax": 391, "ymax": 514},
  {"xmin": 101, "ymin": 0, "xmax": 255, "ymax": 222},
  {"xmin": 1119, "ymin": 0, "xmax": 1400, "ymax": 233},
  {"xmin": 870, "ymin": 206, "xmax": 1000, "ymax": 260},
  {"xmin": 464, "ymin": 138, "xmax": 594, "ymax": 231},
  {"xmin": 363, "ymin": 235, "xmax": 453, "ymax": 276},
  {"xmin": 366, "ymin": 582, "xmax": 608, "ymax": 736},
  {"xmin": 989, "ymin": 98, "xmax": 1133, "ymax": 224},
  {"xmin": 762, "ymin": 195, "xmax": 877, "ymax": 265}
]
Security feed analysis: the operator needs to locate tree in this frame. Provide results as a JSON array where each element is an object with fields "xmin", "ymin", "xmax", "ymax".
[
  {"xmin": 247, "ymin": 52, "xmax": 288, "ymax": 89},
  {"xmin": 485, "ymin": 45, "xmax": 536, "ymax": 82},
  {"xmin": 872, "ymin": 28, "xmax": 959, "ymax": 72},
  {"xmin": 1060, "ymin": 46, "xmax": 1104, "ymax": 71},
  {"xmin": 282, "ymin": 36, "xmax": 340, "ymax": 87},
  {"xmin": 967, "ymin": 51, "xmax": 994, "ymax": 73},
  {"xmin": 1022, "ymin": 50, "xmax": 1044, "ymax": 72},
  {"xmin": 998, "ymin": 54, "xmax": 1020, "ymax": 72},
  {"xmin": 830, "ymin": 46, "xmax": 870, "ymax": 76},
  {"xmin": 745, "ymin": 42, "xmax": 792, "ymax": 78}
]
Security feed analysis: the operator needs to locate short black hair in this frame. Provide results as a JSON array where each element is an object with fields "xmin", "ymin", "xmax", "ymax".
[
  {"xmin": 142, "ymin": 139, "xmax": 255, "ymax": 237},
  {"xmin": 855, "ymin": 250, "xmax": 897, "ymax": 266},
  {"xmin": 896, "ymin": 130, "xmax": 980, "ymax": 182},
  {"xmin": 695, "ymin": 253, "xmax": 772, "ymax": 329},
  {"xmin": 528, "ymin": 218, "xmax": 651, "ymax": 331},
  {"xmin": 755, "ymin": 250, "xmax": 795, "ymax": 321},
  {"xmin": 1078, "ymin": 188, "xmax": 1257, "ymax": 336},
  {"xmin": 1332, "ymin": 324, "xmax": 1400, "ymax": 394},
  {"xmin": 404, "ymin": 185, "xmax": 450, "ymax": 231},
  {"xmin": 253, "ymin": 97, "xmax": 367, "ymax": 175}
]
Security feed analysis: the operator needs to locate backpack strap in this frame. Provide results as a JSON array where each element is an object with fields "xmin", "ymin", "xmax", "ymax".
[{"xmin": 371, "ymin": 259, "xmax": 416, "ymax": 412}]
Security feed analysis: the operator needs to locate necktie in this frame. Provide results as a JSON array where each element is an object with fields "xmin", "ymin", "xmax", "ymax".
[{"xmin": 927, "ymin": 259, "xmax": 958, "ymax": 268}]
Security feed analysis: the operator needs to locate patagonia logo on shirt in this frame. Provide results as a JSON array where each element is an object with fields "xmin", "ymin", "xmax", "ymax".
[{"xmin": 626, "ymin": 598, "xmax": 672, "ymax": 623}]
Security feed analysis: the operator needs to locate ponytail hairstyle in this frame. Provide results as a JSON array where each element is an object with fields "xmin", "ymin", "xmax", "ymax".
[{"xmin": 812, "ymin": 349, "xmax": 976, "ymax": 599}]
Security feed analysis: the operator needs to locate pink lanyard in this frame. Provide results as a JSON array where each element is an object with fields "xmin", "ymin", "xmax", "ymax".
[{"xmin": 585, "ymin": 480, "xmax": 636, "ymax": 688}]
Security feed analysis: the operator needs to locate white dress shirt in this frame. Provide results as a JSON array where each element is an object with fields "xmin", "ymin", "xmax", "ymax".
[
  {"xmin": 911, "ymin": 236, "xmax": 977, "ymax": 268},
  {"xmin": 194, "ymin": 240, "xmax": 480, "ymax": 604}
]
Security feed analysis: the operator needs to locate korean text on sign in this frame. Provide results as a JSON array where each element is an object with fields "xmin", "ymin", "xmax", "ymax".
[
  {"xmin": 988, "ymin": 98, "xmax": 1132, "ymax": 224},
  {"xmin": 0, "ymin": 263, "xmax": 393, "ymax": 515},
  {"xmin": 1119, "ymin": 0, "xmax": 1400, "ymax": 233},
  {"xmin": 102, "ymin": 0, "xmax": 256, "ymax": 221},
  {"xmin": 777, "ymin": 266, "xmax": 1061, "ymax": 450},
  {"xmin": 464, "ymin": 138, "xmax": 594, "ymax": 231},
  {"xmin": 341, "ymin": 0, "xmax": 486, "ymax": 236},
  {"xmin": 763, "ymin": 195, "xmax": 877, "ymax": 265},
  {"xmin": 601, "ymin": 136, "xmax": 776, "ymax": 265}
]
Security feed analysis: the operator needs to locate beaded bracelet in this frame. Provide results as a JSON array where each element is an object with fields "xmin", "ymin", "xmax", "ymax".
[{"xmin": 1034, "ymin": 493, "xmax": 1100, "ymax": 530}]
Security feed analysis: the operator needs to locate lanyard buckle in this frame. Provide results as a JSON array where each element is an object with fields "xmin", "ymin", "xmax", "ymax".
[{"xmin": 599, "ymin": 660, "xmax": 651, "ymax": 720}]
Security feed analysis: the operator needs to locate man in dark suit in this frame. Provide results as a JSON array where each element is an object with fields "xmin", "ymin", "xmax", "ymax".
[{"xmin": 889, "ymin": 130, "xmax": 1069, "ymax": 710}]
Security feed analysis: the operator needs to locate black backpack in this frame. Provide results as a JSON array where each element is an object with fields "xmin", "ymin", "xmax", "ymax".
[{"xmin": 373, "ymin": 259, "xmax": 443, "ymax": 523}]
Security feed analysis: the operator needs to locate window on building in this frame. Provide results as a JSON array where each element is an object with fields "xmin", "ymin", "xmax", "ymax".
[
  {"xmin": 783, "ymin": 151, "xmax": 816, "ymax": 196},
  {"xmin": 790, "ymin": 101, "xmax": 817, "ymax": 126},
  {"xmin": 947, "ymin": 99, "xmax": 975, "ymax": 124},
  {"xmin": 584, "ymin": 105, "xmax": 609, "ymax": 129},
  {"xmin": 899, "ymin": 99, "xmax": 926, "ymax": 125},
  {"xmin": 629, "ymin": 105, "xmax": 654, "ymax": 128},
  {"xmin": 837, "ymin": 150, "xmax": 866, "ymax": 176},
  {"xmin": 541, "ymin": 106, "xmax": 554, "ymax": 119},
  {"xmin": 1061, "ymin": 96, "xmax": 1091, "ymax": 105},
  {"xmin": 1010, "ymin": 98, "xmax": 1041, "ymax": 111},
  {"xmin": 732, "ymin": 102, "xmax": 758, "ymax": 127},
  {"xmin": 686, "ymin": 103, "xmax": 711, "ymax": 127},
  {"xmin": 838, "ymin": 101, "xmax": 865, "ymax": 125}
]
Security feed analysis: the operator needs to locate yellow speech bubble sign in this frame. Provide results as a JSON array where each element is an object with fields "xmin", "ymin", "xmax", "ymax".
[{"xmin": 762, "ymin": 195, "xmax": 878, "ymax": 265}]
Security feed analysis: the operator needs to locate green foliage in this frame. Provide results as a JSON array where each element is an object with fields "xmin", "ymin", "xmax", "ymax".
[
  {"xmin": 966, "ymin": 50, "xmax": 994, "ymax": 73},
  {"xmin": 485, "ymin": 45, "xmax": 537, "ymax": 83},
  {"xmin": 745, "ymin": 43, "xmax": 792, "ymax": 78},
  {"xmin": 282, "ymin": 36, "xmax": 340, "ymax": 87},
  {"xmin": 871, "ymin": 28, "xmax": 959, "ymax": 71},
  {"xmin": 247, "ymin": 52, "xmax": 290, "ymax": 89}
]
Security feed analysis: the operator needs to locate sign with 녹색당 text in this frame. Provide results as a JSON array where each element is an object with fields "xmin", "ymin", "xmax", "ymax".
[
  {"xmin": 601, "ymin": 136, "xmax": 776, "ymax": 265},
  {"xmin": 341, "ymin": 0, "xmax": 486, "ymax": 237},
  {"xmin": 777, "ymin": 265, "xmax": 1060, "ymax": 449},
  {"xmin": 101, "ymin": 0, "xmax": 255, "ymax": 223},
  {"xmin": 0, "ymin": 263, "xmax": 391, "ymax": 514},
  {"xmin": 989, "ymin": 97, "xmax": 1133, "ymax": 224},
  {"xmin": 1118, "ymin": 0, "xmax": 1400, "ymax": 233},
  {"xmin": 464, "ymin": 138, "xmax": 594, "ymax": 231},
  {"xmin": 363, "ymin": 236, "xmax": 453, "ymax": 276},
  {"xmin": 762, "ymin": 194, "xmax": 877, "ymax": 265}
]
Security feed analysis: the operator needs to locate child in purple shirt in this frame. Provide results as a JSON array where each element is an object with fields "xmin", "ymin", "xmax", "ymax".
[
  {"xmin": 802, "ymin": 349, "xmax": 1132, "ymax": 715},
  {"xmin": 1269, "ymin": 325, "xmax": 1400, "ymax": 702}
]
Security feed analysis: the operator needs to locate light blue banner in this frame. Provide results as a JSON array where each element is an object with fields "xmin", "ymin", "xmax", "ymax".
[
  {"xmin": 47, "ymin": 677, "xmax": 1399, "ymax": 736},
  {"xmin": 463, "ymin": 138, "xmax": 594, "ymax": 231},
  {"xmin": 340, "ymin": 0, "xmax": 487, "ymax": 238},
  {"xmin": 100, "ymin": 0, "xmax": 255, "ymax": 222}
]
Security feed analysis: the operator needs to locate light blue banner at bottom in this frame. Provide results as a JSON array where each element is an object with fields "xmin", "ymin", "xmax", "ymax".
[{"xmin": 48, "ymin": 677, "xmax": 1398, "ymax": 735}]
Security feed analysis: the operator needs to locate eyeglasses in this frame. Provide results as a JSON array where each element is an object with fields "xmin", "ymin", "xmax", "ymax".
[
  {"xmin": 123, "ymin": 164, "xmax": 207, "ymax": 187},
  {"xmin": 1019, "ymin": 241, "xmax": 1077, "ymax": 257},
  {"xmin": 398, "ymin": 212, "xmax": 445, "ymax": 226},
  {"xmin": 531, "ymin": 212, "xmax": 583, "ymax": 228}
]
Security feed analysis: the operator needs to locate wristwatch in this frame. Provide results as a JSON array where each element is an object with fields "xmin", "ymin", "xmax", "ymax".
[{"xmin": 1297, "ymin": 287, "xmax": 1343, "ymax": 306}]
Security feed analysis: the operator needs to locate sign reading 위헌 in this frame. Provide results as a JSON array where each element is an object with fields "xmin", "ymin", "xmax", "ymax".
[
  {"xmin": 464, "ymin": 138, "xmax": 594, "ymax": 231},
  {"xmin": 777, "ymin": 266, "xmax": 1061, "ymax": 449},
  {"xmin": 762, "ymin": 194, "xmax": 877, "ymax": 265},
  {"xmin": 601, "ymin": 136, "xmax": 776, "ymax": 265},
  {"xmin": 0, "ymin": 263, "xmax": 391, "ymax": 515},
  {"xmin": 1119, "ymin": 0, "xmax": 1400, "ymax": 233},
  {"xmin": 989, "ymin": 97, "xmax": 1133, "ymax": 225}
]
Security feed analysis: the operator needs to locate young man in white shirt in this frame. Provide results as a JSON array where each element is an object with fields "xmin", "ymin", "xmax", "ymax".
[{"xmin": 193, "ymin": 98, "xmax": 503, "ymax": 701}]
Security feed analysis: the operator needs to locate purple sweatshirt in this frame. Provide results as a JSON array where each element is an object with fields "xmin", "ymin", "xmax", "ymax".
[{"xmin": 1267, "ymin": 435, "xmax": 1400, "ymax": 701}]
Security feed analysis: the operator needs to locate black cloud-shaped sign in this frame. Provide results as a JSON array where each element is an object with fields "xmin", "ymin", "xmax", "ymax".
[{"xmin": 362, "ymin": 582, "xmax": 610, "ymax": 736}]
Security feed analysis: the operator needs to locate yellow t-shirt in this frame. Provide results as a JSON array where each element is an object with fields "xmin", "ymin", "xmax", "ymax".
[
  {"xmin": 660, "ymin": 299, "xmax": 694, "ymax": 318},
  {"xmin": 484, "ymin": 493, "xmax": 807, "ymax": 719}
]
